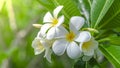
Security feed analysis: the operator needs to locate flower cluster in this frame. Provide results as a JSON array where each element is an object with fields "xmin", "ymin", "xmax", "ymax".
[{"xmin": 32, "ymin": 6, "xmax": 98, "ymax": 62}]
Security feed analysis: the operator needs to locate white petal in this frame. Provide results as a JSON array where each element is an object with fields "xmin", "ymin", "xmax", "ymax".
[
  {"xmin": 52, "ymin": 39, "xmax": 68, "ymax": 56},
  {"xmin": 75, "ymin": 31, "xmax": 91, "ymax": 42},
  {"xmin": 34, "ymin": 48, "xmax": 44, "ymax": 55},
  {"xmin": 53, "ymin": 6, "xmax": 63, "ymax": 18},
  {"xmin": 70, "ymin": 16, "xmax": 85, "ymax": 30},
  {"xmin": 67, "ymin": 42, "xmax": 81, "ymax": 59},
  {"xmin": 95, "ymin": 49, "xmax": 103, "ymax": 59},
  {"xmin": 40, "ymin": 24, "xmax": 52, "ymax": 37},
  {"xmin": 55, "ymin": 26, "xmax": 68, "ymax": 38},
  {"xmin": 32, "ymin": 38, "xmax": 40, "ymax": 48},
  {"xmin": 47, "ymin": 26, "xmax": 68, "ymax": 39},
  {"xmin": 37, "ymin": 31, "xmax": 41, "ymax": 38},
  {"xmin": 91, "ymin": 37, "xmax": 98, "ymax": 49},
  {"xmin": 56, "ymin": 15, "xmax": 64, "ymax": 27},
  {"xmin": 79, "ymin": 37, "xmax": 98, "ymax": 56},
  {"xmin": 32, "ymin": 38, "xmax": 45, "ymax": 55},
  {"xmin": 79, "ymin": 42, "xmax": 83, "ymax": 51},
  {"xmin": 40, "ymin": 39, "xmax": 49, "ymax": 48},
  {"xmin": 69, "ymin": 23, "xmax": 79, "ymax": 35},
  {"xmin": 43, "ymin": 12, "xmax": 53, "ymax": 23},
  {"xmin": 82, "ymin": 56, "xmax": 92, "ymax": 61},
  {"xmin": 84, "ymin": 50, "xmax": 94, "ymax": 56},
  {"xmin": 80, "ymin": 37, "xmax": 98, "ymax": 51},
  {"xmin": 44, "ymin": 48, "xmax": 52, "ymax": 63},
  {"xmin": 37, "ymin": 31, "xmax": 43, "ymax": 38},
  {"xmin": 79, "ymin": 42, "xmax": 94, "ymax": 56},
  {"xmin": 46, "ymin": 27, "xmax": 56, "ymax": 40}
]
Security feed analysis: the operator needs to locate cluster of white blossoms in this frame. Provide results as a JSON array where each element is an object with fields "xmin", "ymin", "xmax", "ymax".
[{"xmin": 32, "ymin": 6, "xmax": 98, "ymax": 63}]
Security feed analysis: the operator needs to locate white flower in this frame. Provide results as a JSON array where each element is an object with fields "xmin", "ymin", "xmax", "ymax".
[
  {"xmin": 40, "ymin": 5, "xmax": 66, "ymax": 40},
  {"xmin": 32, "ymin": 38, "xmax": 44, "ymax": 55},
  {"xmin": 32, "ymin": 32, "xmax": 53, "ymax": 63},
  {"xmin": 79, "ymin": 37, "xmax": 98, "ymax": 56},
  {"xmin": 52, "ymin": 16, "xmax": 91, "ymax": 59}
]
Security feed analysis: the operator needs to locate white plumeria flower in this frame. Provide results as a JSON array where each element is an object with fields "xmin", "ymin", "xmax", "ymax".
[
  {"xmin": 40, "ymin": 5, "xmax": 66, "ymax": 40},
  {"xmin": 52, "ymin": 16, "xmax": 91, "ymax": 59},
  {"xmin": 79, "ymin": 37, "xmax": 98, "ymax": 56},
  {"xmin": 32, "ymin": 32, "xmax": 53, "ymax": 63}
]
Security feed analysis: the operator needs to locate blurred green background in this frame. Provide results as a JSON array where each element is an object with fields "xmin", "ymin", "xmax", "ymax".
[
  {"xmin": 0, "ymin": 0, "xmax": 74, "ymax": 68},
  {"xmin": 0, "ymin": 0, "xmax": 116, "ymax": 68}
]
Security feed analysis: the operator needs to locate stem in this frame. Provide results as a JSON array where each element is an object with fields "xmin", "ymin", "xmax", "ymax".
[
  {"xmin": 98, "ymin": 38, "xmax": 110, "ymax": 43},
  {"xmin": 85, "ymin": 61, "xmax": 88, "ymax": 68}
]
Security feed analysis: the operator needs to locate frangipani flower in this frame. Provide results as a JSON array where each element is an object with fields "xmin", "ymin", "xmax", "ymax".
[
  {"xmin": 40, "ymin": 5, "xmax": 66, "ymax": 40},
  {"xmin": 79, "ymin": 37, "xmax": 98, "ymax": 56},
  {"xmin": 52, "ymin": 16, "xmax": 91, "ymax": 59},
  {"xmin": 32, "ymin": 32, "xmax": 53, "ymax": 63}
]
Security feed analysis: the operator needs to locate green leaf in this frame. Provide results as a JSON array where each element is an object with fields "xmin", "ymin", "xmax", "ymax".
[
  {"xmin": 52, "ymin": 0, "xmax": 81, "ymax": 20},
  {"xmin": 78, "ymin": 0, "xmax": 91, "ymax": 27},
  {"xmin": 74, "ymin": 59, "xmax": 86, "ymax": 68},
  {"xmin": 108, "ymin": 35, "xmax": 120, "ymax": 45},
  {"xmin": 91, "ymin": 0, "xmax": 114, "ymax": 28},
  {"xmin": 99, "ymin": 0, "xmax": 120, "ymax": 29},
  {"xmin": 98, "ymin": 34, "xmax": 120, "ymax": 46},
  {"xmin": 74, "ymin": 58, "xmax": 100, "ymax": 68},
  {"xmin": 37, "ymin": 0, "xmax": 81, "ymax": 23},
  {"xmin": 37, "ymin": 0, "xmax": 55, "ymax": 11},
  {"xmin": 99, "ymin": 45, "xmax": 120, "ymax": 67}
]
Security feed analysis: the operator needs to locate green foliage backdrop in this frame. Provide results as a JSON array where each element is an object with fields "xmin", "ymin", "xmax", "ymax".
[{"xmin": 0, "ymin": 0, "xmax": 120, "ymax": 68}]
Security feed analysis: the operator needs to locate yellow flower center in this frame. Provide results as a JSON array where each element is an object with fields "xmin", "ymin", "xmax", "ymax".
[
  {"xmin": 36, "ymin": 41, "xmax": 44, "ymax": 50},
  {"xmin": 52, "ymin": 18, "xmax": 58, "ymax": 26},
  {"xmin": 66, "ymin": 32, "xmax": 75, "ymax": 42},
  {"xmin": 82, "ymin": 40, "xmax": 92, "ymax": 51}
]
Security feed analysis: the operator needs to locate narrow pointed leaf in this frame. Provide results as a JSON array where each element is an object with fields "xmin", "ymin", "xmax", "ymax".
[
  {"xmin": 78, "ymin": 0, "xmax": 91, "ymax": 27},
  {"xmin": 37, "ymin": 0, "xmax": 81, "ymax": 24},
  {"xmin": 37, "ymin": 0, "xmax": 55, "ymax": 11},
  {"xmin": 52, "ymin": 0, "xmax": 81, "ymax": 20},
  {"xmin": 99, "ymin": 45, "xmax": 120, "ymax": 67},
  {"xmin": 99, "ymin": 0, "xmax": 120, "ymax": 29},
  {"xmin": 91, "ymin": 0, "xmax": 114, "ymax": 28}
]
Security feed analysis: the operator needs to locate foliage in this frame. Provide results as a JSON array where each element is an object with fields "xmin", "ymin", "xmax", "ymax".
[{"xmin": 0, "ymin": 0, "xmax": 120, "ymax": 68}]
